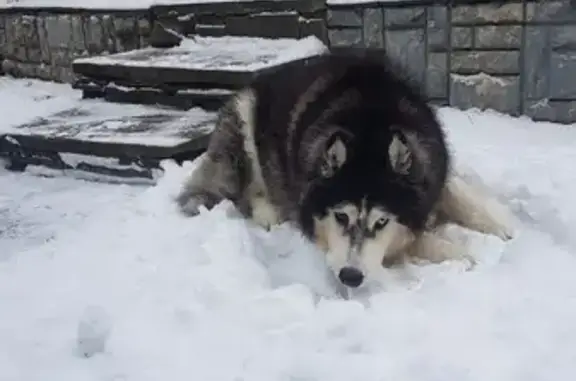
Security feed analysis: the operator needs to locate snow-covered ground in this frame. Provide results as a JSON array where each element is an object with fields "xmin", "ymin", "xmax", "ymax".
[
  {"xmin": 0, "ymin": 0, "xmax": 256, "ymax": 10},
  {"xmin": 2, "ymin": 76, "xmax": 576, "ymax": 381}
]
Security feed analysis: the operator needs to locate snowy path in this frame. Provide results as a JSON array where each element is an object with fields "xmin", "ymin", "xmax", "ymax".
[{"xmin": 2, "ymin": 77, "xmax": 576, "ymax": 381}]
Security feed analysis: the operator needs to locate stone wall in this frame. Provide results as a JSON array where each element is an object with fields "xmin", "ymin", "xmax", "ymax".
[
  {"xmin": 327, "ymin": 0, "xmax": 576, "ymax": 123},
  {"xmin": 0, "ymin": 0, "xmax": 327, "ymax": 83},
  {"xmin": 3, "ymin": 0, "xmax": 576, "ymax": 123},
  {"xmin": 0, "ymin": 9, "xmax": 151, "ymax": 82}
]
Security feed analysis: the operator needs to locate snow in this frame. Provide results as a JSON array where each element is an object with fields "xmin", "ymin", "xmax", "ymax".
[
  {"xmin": 326, "ymin": 0, "xmax": 406, "ymax": 5},
  {"xmin": 0, "ymin": 77, "xmax": 216, "ymax": 147},
  {"xmin": 0, "ymin": 0, "xmax": 406, "ymax": 9},
  {"xmin": 2, "ymin": 77, "xmax": 576, "ymax": 381},
  {"xmin": 0, "ymin": 0, "xmax": 256, "ymax": 10},
  {"xmin": 74, "ymin": 35, "xmax": 328, "ymax": 73}
]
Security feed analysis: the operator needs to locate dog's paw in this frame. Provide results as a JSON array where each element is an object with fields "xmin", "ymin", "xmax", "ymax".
[
  {"xmin": 489, "ymin": 221, "xmax": 516, "ymax": 242},
  {"xmin": 176, "ymin": 194, "xmax": 213, "ymax": 217}
]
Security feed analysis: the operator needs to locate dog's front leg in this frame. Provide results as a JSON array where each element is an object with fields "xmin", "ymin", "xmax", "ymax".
[{"xmin": 438, "ymin": 174, "xmax": 516, "ymax": 241}]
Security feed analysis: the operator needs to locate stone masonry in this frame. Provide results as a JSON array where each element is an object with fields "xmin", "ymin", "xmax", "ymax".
[
  {"xmin": 0, "ymin": 0, "xmax": 326, "ymax": 83},
  {"xmin": 328, "ymin": 0, "xmax": 576, "ymax": 124},
  {"xmin": 2, "ymin": 0, "xmax": 576, "ymax": 123},
  {"xmin": 0, "ymin": 10, "xmax": 151, "ymax": 82}
]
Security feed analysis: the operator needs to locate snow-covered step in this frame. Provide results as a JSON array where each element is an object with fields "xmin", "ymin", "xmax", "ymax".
[
  {"xmin": 0, "ymin": 99, "xmax": 217, "ymax": 180},
  {"xmin": 72, "ymin": 35, "xmax": 328, "ymax": 90}
]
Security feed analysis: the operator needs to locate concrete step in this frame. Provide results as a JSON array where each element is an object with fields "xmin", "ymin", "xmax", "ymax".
[
  {"xmin": 0, "ymin": 99, "xmax": 217, "ymax": 181},
  {"xmin": 71, "ymin": 35, "xmax": 327, "ymax": 108},
  {"xmin": 73, "ymin": 78, "xmax": 233, "ymax": 112}
]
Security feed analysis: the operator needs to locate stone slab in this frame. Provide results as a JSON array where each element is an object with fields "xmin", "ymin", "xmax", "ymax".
[
  {"xmin": 73, "ymin": 80, "xmax": 233, "ymax": 111},
  {"xmin": 1, "ymin": 100, "xmax": 217, "ymax": 160},
  {"xmin": 72, "ymin": 35, "xmax": 327, "ymax": 88},
  {"xmin": 151, "ymin": 0, "xmax": 326, "ymax": 18}
]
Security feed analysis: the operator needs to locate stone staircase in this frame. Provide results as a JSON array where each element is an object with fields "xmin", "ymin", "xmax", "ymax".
[{"xmin": 0, "ymin": 18, "xmax": 328, "ymax": 181}]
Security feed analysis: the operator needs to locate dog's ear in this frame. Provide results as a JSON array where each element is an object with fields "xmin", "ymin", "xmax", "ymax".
[
  {"xmin": 388, "ymin": 132, "xmax": 412, "ymax": 175},
  {"xmin": 320, "ymin": 135, "xmax": 347, "ymax": 178}
]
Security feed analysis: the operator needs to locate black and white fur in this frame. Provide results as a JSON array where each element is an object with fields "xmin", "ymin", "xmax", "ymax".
[{"xmin": 176, "ymin": 48, "xmax": 516, "ymax": 289}]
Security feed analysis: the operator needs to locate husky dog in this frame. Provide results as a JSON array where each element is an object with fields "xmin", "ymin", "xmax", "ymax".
[{"xmin": 176, "ymin": 48, "xmax": 515, "ymax": 289}]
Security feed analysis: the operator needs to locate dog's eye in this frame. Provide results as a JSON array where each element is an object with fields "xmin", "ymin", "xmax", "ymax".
[
  {"xmin": 373, "ymin": 217, "xmax": 389, "ymax": 231},
  {"xmin": 334, "ymin": 212, "xmax": 349, "ymax": 227}
]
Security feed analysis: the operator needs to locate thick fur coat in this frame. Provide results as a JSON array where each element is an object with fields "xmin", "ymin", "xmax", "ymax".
[{"xmin": 176, "ymin": 48, "xmax": 516, "ymax": 288}]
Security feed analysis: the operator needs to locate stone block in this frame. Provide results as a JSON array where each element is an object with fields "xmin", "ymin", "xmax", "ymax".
[
  {"xmin": 451, "ymin": 27, "xmax": 472, "ymax": 50},
  {"xmin": 14, "ymin": 46, "xmax": 27, "ymax": 62},
  {"xmin": 84, "ymin": 15, "xmax": 105, "ymax": 54},
  {"xmin": 51, "ymin": 48, "xmax": 72, "ymax": 67},
  {"xmin": 195, "ymin": 24, "xmax": 227, "ymax": 37},
  {"xmin": 523, "ymin": 26, "xmax": 550, "ymax": 100},
  {"xmin": 527, "ymin": 1, "xmax": 576, "ymax": 23},
  {"xmin": 195, "ymin": 14, "xmax": 225, "ymax": 26},
  {"xmin": 101, "ymin": 15, "xmax": 116, "ymax": 53},
  {"xmin": 327, "ymin": 9, "xmax": 362, "ymax": 27},
  {"xmin": 113, "ymin": 16, "xmax": 138, "ymax": 51},
  {"xmin": 524, "ymin": 100, "xmax": 576, "ymax": 124},
  {"xmin": 17, "ymin": 62, "xmax": 38, "ymax": 78},
  {"xmin": 451, "ymin": 51, "xmax": 519, "ymax": 75},
  {"xmin": 427, "ymin": 6, "xmax": 447, "ymax": 29},
  {"xmin": 299, "ymin": 19, "xmax": 327, "ymax": 43},
  {"xmin": 426, "ymin": 52, "xmax": 447, "ymax": 99},
  {"xmin": 148, "ymin": 20, "xmax": 181, "ymax": 48},
  {"xmin": 19, "ymin": 16, "xmax": 38, "ymax": 48},
  {"xmin": 35, "ymin": 63, "xmax": 53, "ymax": 81},
  {"xmin": 45, "ymin": 15, "xmax": 72, "ymax": 49},
  {"xmin": 475, "ymin": 26, "xmax": 521, "ymax": 49},
  {"xmin": 551, "ymin": 25, "xmax": 576, "ymax": 51},
  {"xmin": 226, "ymin": 13, "xmax": 300, "ymax": 38},
  {"xmin": 35, "ymin": 17, "xmax": 50, "ymax": 63},
  {"xmin": 452, "ymin": 3, "xmax": 523, "ymax": 24},
  {"xmin": 329, "ymin": 29, "xmax": 362, "ymax": 47},
  {"xmin": 427, "ymin": 5, "xmax": 448, "ymax": 52},
  {"xmin": 27, "ymin": 47, "xmax": 42, "ymax": 64},
  {"xmin": 385, "ymin": 29, "xmax": 425, "ymax": 82},
  {"xmin": 450, "ymin": 73, "xmax": 520, "ymax": 115},
  {"xmin": 69, "ymin": 15, "xmax": 86, "ymax": 53},
  {"xmin": 550, "ymin": 52, "xmax": 576, "ymax": 99},
  {"xmin": 363, "ymin": 8, "xmax": 383, "ymax": 48},
  {"xmin": 137, "ymin": 18, "xmax": 151, "ymax": 48},
  {"xmin": 384, "ymin": 7, "xmax": 425, "ymax": 28}
]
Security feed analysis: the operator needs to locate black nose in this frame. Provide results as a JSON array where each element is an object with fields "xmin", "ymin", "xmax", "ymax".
[{"xmin": 338, "ymin": 266, "xmax": 364, "ymax": 288}]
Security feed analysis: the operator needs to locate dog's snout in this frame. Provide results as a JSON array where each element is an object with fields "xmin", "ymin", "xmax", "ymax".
[{"xmin": 338, "ymin": 266, "xmax": 364, "ymax": 288}]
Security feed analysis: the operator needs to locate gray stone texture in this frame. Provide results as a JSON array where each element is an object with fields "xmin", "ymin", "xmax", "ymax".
[
  {"xmin": 452, "ymin": 3, "xmax": 523, "ymax": 25},
  {"xmin": 475, "ymin": 26, "xmax": 521, "ymax": 50},
  {"xmin": 226, "ymin": 12, "xmax": 301, "ymax": 38},
  {"xmin": 3, "ymin": 1, "xmax": 576, "ymax": 124},
  {"xmin": 384, "ymin": 7, "xmax": 425, "ymax": 29},
  {"xmin": 427, "ymin": 6, "xmax": 448, "ymax": 52},
  {"xmin": 329, "ymin": 28, "xmax": 362, "ymax": 47},
  {"xmin": 450, "ymin": 74, "xmax": 520, "ymax": 116},
  {"xmin": 451, "ymin": 27, "xmax": 473, "ymax": 50},
  {"xmin": 426, "ymin": 53, "xmax": 448, "ymax": 99},
  {"xmin": 523, "ymin": 26, "xmax": 549, "ymax": 101},
  {"xmin": 524, "ymin": 100, "xmax": 576, "ymax": 124},
  {"xmin": 385, "ymin": 29, "xmax": 426, "ymax": 83},
  {"xmin": 451, "ymin": 51, "xmax": 520, "ymax": 75},
  {"xmin": 363, "ymin": 8, "xmax": 383, "ymax": 48},
  {"xmin": 0, "ymin": 12, "xmax": 148, "ymax": 83},
  {"xmin": 526, "ymin": 1, "xmax": 576, "ymax": 23},
  {"xmin": 325, "ymin": 1, "xmax": 576, "ymax": 123},
  {"xmin": 327, "ymin": 9, "xmax": 362, "ymax": 27}
]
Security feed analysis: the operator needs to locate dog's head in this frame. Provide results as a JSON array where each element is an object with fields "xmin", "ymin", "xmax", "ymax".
[{"xmin": 301, "ymin": 130, "xmax": 428, "ymax": 288}]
